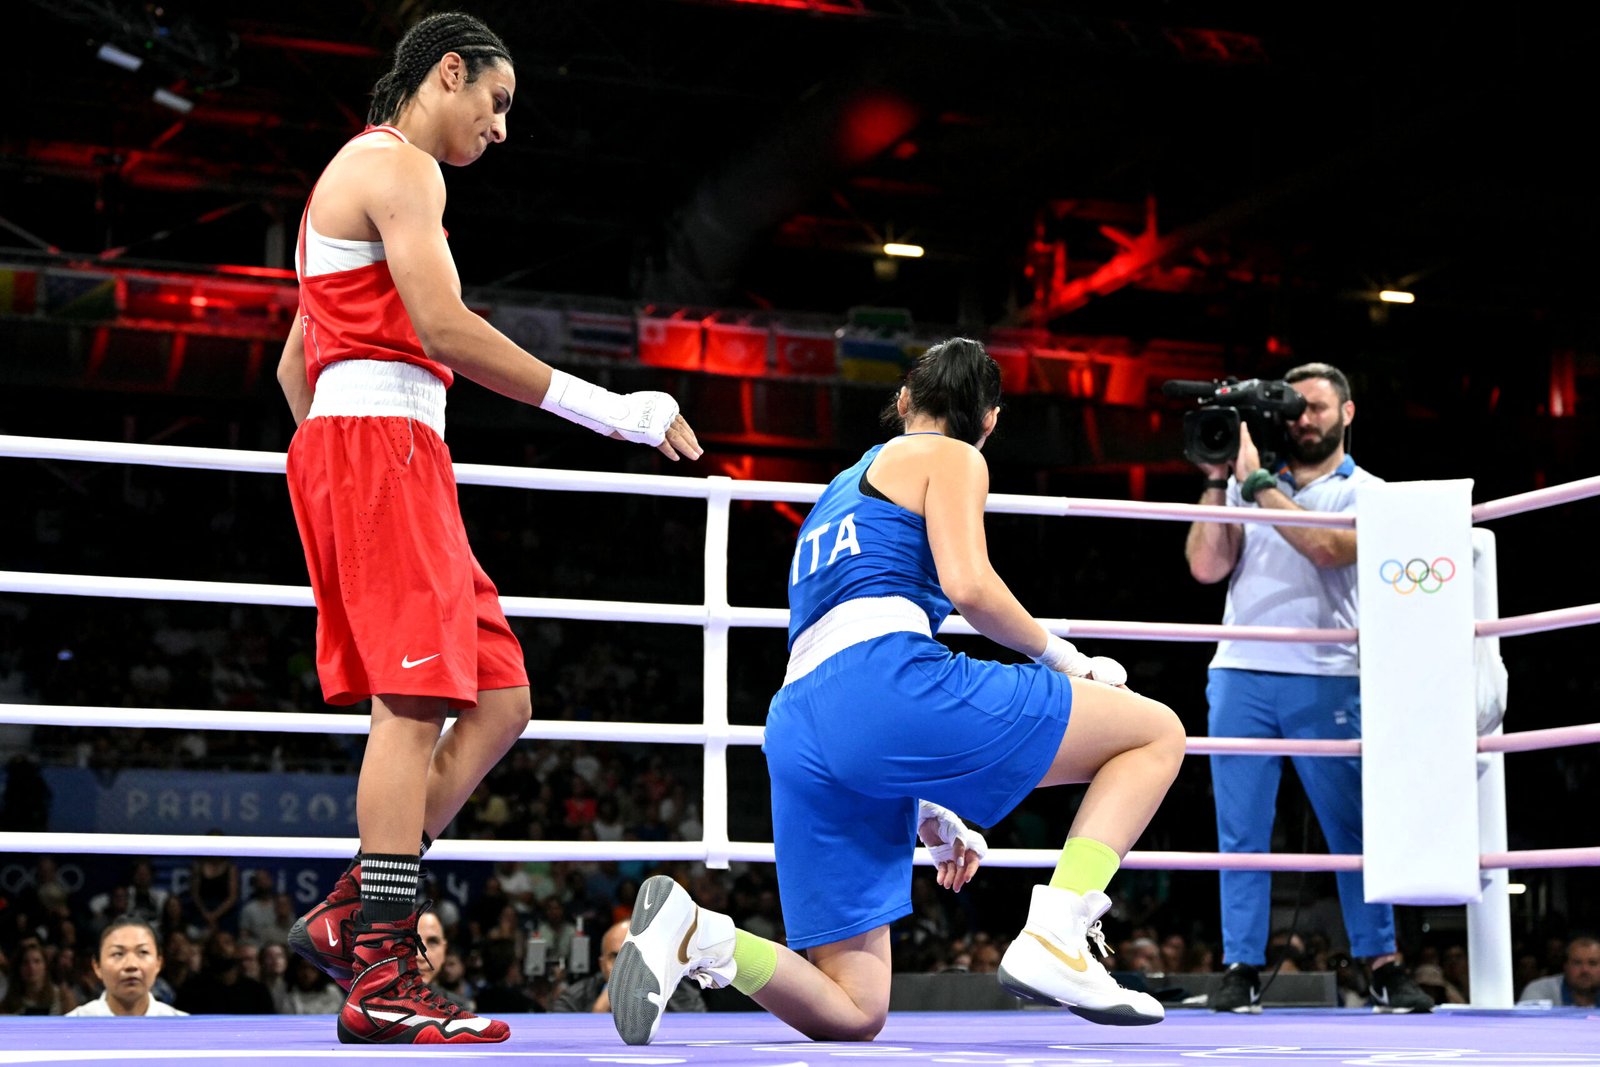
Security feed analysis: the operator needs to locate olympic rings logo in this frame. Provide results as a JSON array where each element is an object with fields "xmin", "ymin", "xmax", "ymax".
[{"xmin": 1378, "ymin": 557, "xmax": 1456, "ymax": 595}]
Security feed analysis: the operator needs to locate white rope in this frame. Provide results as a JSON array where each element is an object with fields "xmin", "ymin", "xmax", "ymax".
[
  {"xmin": 0, "ymin": 434, "xmax": 1349, "ymax": 527},
  {"xmin": 0, "ymin": 832, "xmax": 1354, "ymax": 872},
  {"xmin": 1472, "ymin": 473, "xmax": 1600, "ymax": 522},
  {"xmin": 0, "ymin": 572, "xmax": 1354, "ymax": 643},
  {"xmin": 0, "ymin": 704, "xmax": 765, "ymax": 745},
  {"xmin": 7, "ymin": 828, "xmax": 1589, "ymax": 873}
]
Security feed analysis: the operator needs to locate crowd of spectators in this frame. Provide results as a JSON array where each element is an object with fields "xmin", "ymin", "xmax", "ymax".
[{"xmin": 4, "ymin": 846, "xmax": 1594, "ymax": 1016}]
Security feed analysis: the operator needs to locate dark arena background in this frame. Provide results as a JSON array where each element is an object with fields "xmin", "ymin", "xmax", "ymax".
[{"xmin": 2, "ymin": 2, "xmax": 1598, "ymax": 1062}]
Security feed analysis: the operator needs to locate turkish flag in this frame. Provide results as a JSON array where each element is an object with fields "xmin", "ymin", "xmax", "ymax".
[
  {"xmin": 703, "ymin": 322, "xmax": 769, "ymax": 376},
  {"xmin": 774, "ymin": 328, "xmax": 837, "ymax": 377},
  {"xmin": 637, "ymin": 315, "xmax": 702, "ymax": 370}
]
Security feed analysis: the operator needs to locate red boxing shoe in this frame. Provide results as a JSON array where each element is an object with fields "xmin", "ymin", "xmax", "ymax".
[
  {"xmin": 338, "ymin": 910, "xmax": 509, "ymax": 1045},
  {"xmin": 287, "ymin": 861, "xmax": 361, "ymax": 990}
]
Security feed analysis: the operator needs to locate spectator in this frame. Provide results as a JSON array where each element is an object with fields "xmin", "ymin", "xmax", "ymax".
[
  {"xmin": 1121, "ymin": 938, "xmax": 1162, "ymax": 975},
  {"xmin": 237, "ymin": 870, "xmax": 278, "ymax": 944},
  {"xmin": 419, "ymin": 877, "xmax": 463, "ymax": 942},
  {"xmin": 1160, "ymin": 934, "xmax": 1187, "ymax": 975},
  {"xmin": 159, "ymin": 895, "xmax": 197, "ymax": 943},
  {"xmin": 281, "ymin": 955, "xmax": 344, "ymax": 1014},
  {"xmin": 261, "ymin": 943, "xmax": 290, "ymax": 1013},
  {"xmin": 236, "ymin": 939, "xmax": 263, "ymax": 983},
  {"xmin": 246, "ymin": 893, "xmax": 294, "ymax": 953},
  {"xmin": 592, "ymin": 798, "xmax": 624, "ymax": 842},
  {"xmin": 175, "ymin": 931, "xmax": 275, "ymax": 1015},
  {"xmin": 1182, "ymin": 942, "xmax": 1217, "ymax": 975},
  {"xmin": 969, "ymin": 940, "xmax": 1002, "ymax": 975},
  {"xmin": 158, "ymin": 930, "xmax": 198, "ymax": 1003},
  {"xmin": 434, "ymin": 950, "xmax": 475, "ymax": 1012},
  {"xmin": 126, "ymin": 861, "xmax": 170, "ymax": 925},
  {"xmin": 54, "ymin": 946, "xmax": 97, "ymax": 1006},
  {"xmin": 1518, "ymin": 936, "xmax": 1600, "ymax": 1008},
  {"xmin": 495, "ymin": 862, "xmax": 539, "ymax": 917},
  {"xmin": 65, "ymin": 919, "xmax": 185, "ymax": 1017},
  {"xmin": 468, "ymin": 877, "xmax": 510, "ymax": 944},
  {"xmin": 534, "ymin": 897, "xmax": 575, "ymax": 965},
  {"xmin": 474, "ymin": 940, "xmax": 536, "ymax": 1015},
  {"xmin": 32, "ymin": 858, "xmax": 73, "ymax": 924},
  {"xmin": 0, "ymin": 939, "xmax": 78, "ymax": 1015},
  {"xmin": 1412, "ymin": 963, "xmax": 1467, "ymax": 1005},
  {"xmin": 1265, "ymin": 930, "xmax": 1306, "ymax": 973},
  {"xmin": 484, "ymin": 905, "xmax": 526, "ymax": 968},
  {"xmin": 551, "ymin": 921, "xmax": 704, "ymax": 1014},
  {"xmin": 188, "ymin": 852, "xmax": 240, "ymax": 935},
  {"xmin": 1441, "ymin": 943, "xmax": 1470, "ymax": 1002},
  {"xmin": 87, "ymin": 885, "xmax": 132, "ymax": 942},
  {"xmin": 415, "ymin": 910, "xmax": 471, "ymax": 1011}
]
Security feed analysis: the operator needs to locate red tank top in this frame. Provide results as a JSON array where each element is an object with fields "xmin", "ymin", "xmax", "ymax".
[{"xmin": 296, "ymin": 125, "xmax": 454, "ymax": 389}]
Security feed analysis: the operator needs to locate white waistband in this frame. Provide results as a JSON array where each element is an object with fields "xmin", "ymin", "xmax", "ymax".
[
  {"xmin": 308, "ymin": 360, "xmax": 447, "ymax": 438},
  {"xmin": 784, "ymin": 596, "xmax": 932, "ymax": 686}
]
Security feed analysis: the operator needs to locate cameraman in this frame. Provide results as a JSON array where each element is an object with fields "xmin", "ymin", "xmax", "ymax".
[{"xmin": 1184, "ymin": 362, "xmax": 1433, "ymax": 1014}]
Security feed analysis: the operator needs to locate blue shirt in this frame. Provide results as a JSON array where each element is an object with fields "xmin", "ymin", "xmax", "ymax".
[
  {"xmin": 787, "ymin": 442, "xmax": 953, "ymax": 647},
  {"xmin": 1211, "ymin": 455, "xmax": 1379, "ymax": 676}
]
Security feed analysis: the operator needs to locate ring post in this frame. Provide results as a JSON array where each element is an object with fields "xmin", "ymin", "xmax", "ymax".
[
  {"xmin": 1358, "ymin": 480, "xmax": 1481, "ymax": 904},
  {"xmin": 1468, "ymin": 528, "xmax": 1514, "ymax": 1006},
  {"xmin": 702, "ymin": 476, "xmax": 734, "ymax": 870}
]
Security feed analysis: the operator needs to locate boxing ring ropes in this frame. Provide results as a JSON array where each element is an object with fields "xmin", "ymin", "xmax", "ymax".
[{"xmin": 2, "ymin": 431, "xmax": 1599, "ymax": 1015}]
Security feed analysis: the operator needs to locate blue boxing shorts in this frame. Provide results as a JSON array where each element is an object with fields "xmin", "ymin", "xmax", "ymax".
[{"xmin": 763, "ymin": 631, "xmax": 1072, "ymax": 950}]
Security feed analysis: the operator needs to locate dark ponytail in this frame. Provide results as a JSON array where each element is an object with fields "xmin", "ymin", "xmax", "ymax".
[
  {"xmin": 881, "ymin": 337, "xmax": 1002, "ymax": 445},
  {"xmin": 367, "ymin": 12, "xmax": 513, "ymax": 127}
]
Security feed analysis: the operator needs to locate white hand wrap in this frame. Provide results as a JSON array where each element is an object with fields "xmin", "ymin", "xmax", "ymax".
[
  {"xmin": 1034, "ymin": 633, "xmax": 1127, "ymax": 686},
  {"xmin": 539, "ymin": 368, "xmax": 679, "ymax": 447},
  {"xmin": 918, "ymin": 799, "xmax": 988, "ymax": 866}
]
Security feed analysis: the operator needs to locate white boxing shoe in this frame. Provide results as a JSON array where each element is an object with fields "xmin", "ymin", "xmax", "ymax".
[
  {"xmin": 610, "ymin": 875, "xmax": 737, "ymax": 1045},
  {"xmin": 998, "ymin": 885, "xmax": 1165, "ymax": 1026}
]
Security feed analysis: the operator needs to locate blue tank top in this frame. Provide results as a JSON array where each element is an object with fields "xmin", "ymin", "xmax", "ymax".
[{"xmin": 787, "ymin": 441, "xmax": 954, "ymax": 648}]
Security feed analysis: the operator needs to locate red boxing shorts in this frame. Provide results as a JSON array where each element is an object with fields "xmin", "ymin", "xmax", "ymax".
[{"xmin": 286, "ymin": 414, "xmax": 528, "ymax": 707}]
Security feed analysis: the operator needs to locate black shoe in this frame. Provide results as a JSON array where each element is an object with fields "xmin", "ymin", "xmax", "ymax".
[
  {"xmin": 1209, "ymin": 962, "xmax": 1262, "ymax": 1013},
  {"xmin": 1369, "ymin": 962, "xmax": 1435, "ymax": 1014}
]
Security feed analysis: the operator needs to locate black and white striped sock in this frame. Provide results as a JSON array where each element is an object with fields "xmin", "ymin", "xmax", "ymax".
[{"xmin": 360, "ymin": 852, "xmax": 420, "ymax": 924}]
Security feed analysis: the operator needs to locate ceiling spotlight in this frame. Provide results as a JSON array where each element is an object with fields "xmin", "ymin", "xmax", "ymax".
[
  {"xmin": 153, "ymin": 88, "xmax": 194, "ymax": 114},
  {"xmin": 1507, "ymin": 883, "xmax": 1526, "ymax": 895},
  {"xmin": 97, "ymin": 42, "xmax": 143, "ymax": 72},
  {"xmin": 883, "ymin": 242, "xmax": 924, "ymax": 258},
  {"xmin": 1378, "ymin": 290, "xmax": 1415, "ymax": 304}
]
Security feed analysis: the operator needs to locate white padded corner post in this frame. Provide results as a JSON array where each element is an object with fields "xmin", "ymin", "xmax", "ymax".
[{"xmin": 1357, "ymin": 479, "xmax": 1480, "ymax": 904}]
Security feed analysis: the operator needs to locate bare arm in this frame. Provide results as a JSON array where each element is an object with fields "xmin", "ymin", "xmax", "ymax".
[
  {"xmin": 924, "ymin": 444, "xmax": 1050, "ymax": 658},
  {"xmin": 366, "ymin": 148, "xmax": 698, "ymax": 459},
  {"xmin": 371, "ymin": 150, "xmax": 555, "ymax": 405},
  {"xmin": 1224, "ymin": 424, "xmax": 1357, "ymax": 570},
  {"xmin": 1185, "ymin": 478, "xmax": 1244, "ymax": 584},
  {"xmin": 276, "ymin": 309, "xmax": 312, "ymax": 426},
  {"xmin": 1252, "ymin": 484, "xmax": 1358, "ymax": 567}
]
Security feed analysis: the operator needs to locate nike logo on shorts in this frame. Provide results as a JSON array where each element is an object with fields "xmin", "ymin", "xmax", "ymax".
[
  {"xmin": 401, "ymin": 653, "xmax": 441, "ymax": 669},
  {"xmin": 325, "ymin": 918, "xmax": 339, "ymax": 947}
]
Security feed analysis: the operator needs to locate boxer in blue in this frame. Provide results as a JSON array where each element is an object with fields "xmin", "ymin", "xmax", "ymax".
[{"xmin": 610, "ymin": 338, "xmax": 1186, "ymax": 1045}]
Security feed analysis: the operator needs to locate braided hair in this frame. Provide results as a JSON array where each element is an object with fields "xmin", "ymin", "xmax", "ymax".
[
  {"xmin": 367, "ymin": 12, "xmax": 513, "ymax": 127},
  {"xmin": 883, "ymin": 337, "xmax": 1002, "ymax": 446}
]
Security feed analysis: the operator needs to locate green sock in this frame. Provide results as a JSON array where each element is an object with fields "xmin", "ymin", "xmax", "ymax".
[
  {"xmin": 1048, "ymin": 836, "xmax": 1121, "ymax": 895},
  {"xmin": 730, "ymin": 930, "xmax": 777, "ymax": 996}
]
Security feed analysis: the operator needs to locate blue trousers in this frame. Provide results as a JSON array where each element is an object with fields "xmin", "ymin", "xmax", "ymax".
[{"xmin": 1207, "ymin": 667, "xmax": 1395, "ymax": 964}]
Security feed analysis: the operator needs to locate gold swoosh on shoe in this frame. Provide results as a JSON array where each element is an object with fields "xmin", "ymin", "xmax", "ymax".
[
  {"xmin": 677, "ymin": 909, "xmax": 699, "ymax": 964},
  {"xmin": 1027, "ymin": 930, "xmax": 1087, "ymax": 972}
]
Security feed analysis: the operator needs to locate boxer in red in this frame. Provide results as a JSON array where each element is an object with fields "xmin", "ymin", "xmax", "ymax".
[{"xmin": 274, "ymin": 11, "xmax": 701, "ymax": 1045}]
